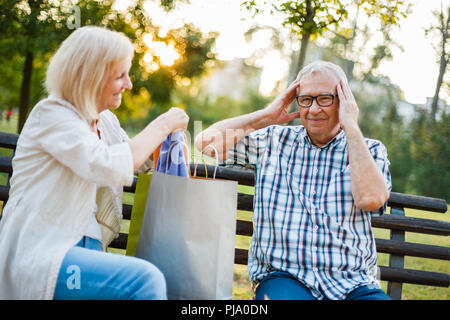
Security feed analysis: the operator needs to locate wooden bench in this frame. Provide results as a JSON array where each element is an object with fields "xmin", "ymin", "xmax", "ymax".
[{"xmin": 0, "ymin": 131, "xmax": 449, "ymax": 300}]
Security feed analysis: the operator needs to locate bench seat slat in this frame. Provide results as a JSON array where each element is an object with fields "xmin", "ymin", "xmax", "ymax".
[
  {"xmin": 388, "ymin": 192, "xmax": 448, "ymax": 213},
  {"xmin": 234, "ymin": 194, "xmax": 450, "ymax": 235},
  {"xmin": 189, "ymin": 164, "xmax": 255, "ymax": 186},
  {"xmin": 375, "ymin": 238, "xmax": 450, "ymax": 260},
  {"xmin": 0, "ymin": 156, "xmax": 12, "ymax": 174},
  {"xmin": 0, "ymin": 185, "xmax": 9, "ymax": 202},
  {"xmin": 235, "ymin": 221, "xmax": 450, "ymax": 260},
  {"xmin": 237, "ymin": 193, "xmax": 253, "ymax": 211},
  {"xmin": 378, "ymin": 266, "xmax": 450, "ymax": 287},
  {"xmin": 119, "ymin": 206, "xmax": 450, "ymax": 239},
  {"xmin": 371, "ymin": 215, "xmax": 450, "ymax": 236},
  {"xmin": 123, "ymin": 177, "xmax": 137, "ymax": 194},
  {"xmin": 122, "ymin": 204, "xmax": 132, "ymax": 220},
  {"xmin": 234, "ymin": 249, "xmax": 450, "ymax": 287},
  {"xmin": 110, "ymin": 233, "xmax": 128, "ymax": 250},
  {"xmin": 0, "ymin": 132, "xmax": 18, "ymax": 150},
  {"xmin": 236, "ymin": 220, "xmax": 253, "ymax": 237},
  {"xmin": 111, "ymin": 227, "xmax": 450, "ymax": 261}
]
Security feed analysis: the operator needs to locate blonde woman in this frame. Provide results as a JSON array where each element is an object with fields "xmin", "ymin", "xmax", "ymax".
[{"xmin": 0, "ymin": 26, "xmax": 188, "ymax": 299}]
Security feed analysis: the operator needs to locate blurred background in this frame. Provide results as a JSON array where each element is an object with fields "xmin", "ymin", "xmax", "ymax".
[{"xmin": 0, "ymin": 0, "xmax": 448, "ymax": 202}]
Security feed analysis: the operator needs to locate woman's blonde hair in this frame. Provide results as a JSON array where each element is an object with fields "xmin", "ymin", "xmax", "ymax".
[{"xmin": 45, "ymin": 26, "xmax": 134, "ymax": 122}]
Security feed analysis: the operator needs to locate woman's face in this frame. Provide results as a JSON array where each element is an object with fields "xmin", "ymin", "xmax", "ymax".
[{"xmin": 99, "ymin": 58, "xmax": 132, "ymax": 113}]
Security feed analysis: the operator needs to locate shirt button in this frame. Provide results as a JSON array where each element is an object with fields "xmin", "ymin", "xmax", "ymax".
[
  {"xmin": 314, "ymin": 168, "xmax": 318, "ymax": 174},
  {"xmin": 313, "ymin": 225, "xmax": 319, "ymax": 232}
]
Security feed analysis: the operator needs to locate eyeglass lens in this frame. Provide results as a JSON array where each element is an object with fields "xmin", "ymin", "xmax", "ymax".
[{"xmin": 297, "ymin": 95, "xmax": 334, "ymax": 107}]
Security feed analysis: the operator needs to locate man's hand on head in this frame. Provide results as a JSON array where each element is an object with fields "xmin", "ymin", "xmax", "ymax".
[
  {"xmin": 337, "ymin": 80, "xmax": 359, "ymax": 131},
  {"xmin": 263, "ymin": 80, "xmax": 301, "ymax": 126}
]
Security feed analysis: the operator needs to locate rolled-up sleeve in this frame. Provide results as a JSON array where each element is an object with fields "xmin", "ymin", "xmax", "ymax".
[
  {"xmin": 368, "ymin": 140, "xmax": 392, "ymax": 215},
  {"xmin": 117, "ymin": 122, "xmax": 153, "ymax": 173},
  {"xmin": 222, "ymin": 126, "xmax": 271, "ymax": 169}
]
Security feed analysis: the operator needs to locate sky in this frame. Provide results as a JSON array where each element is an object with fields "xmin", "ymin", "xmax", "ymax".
[
  {"xmin": 117, "ymin": 0, "xmax": 449, "ymax": 105},
  {"xmin": 377, "ymin": 0, "xmax": 449, "ymax": 104}
]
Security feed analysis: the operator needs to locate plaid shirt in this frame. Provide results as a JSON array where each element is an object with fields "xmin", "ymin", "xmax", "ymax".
[{"xmin": 223, "ymin": 125, "xmax": 391, "ymax": 300}]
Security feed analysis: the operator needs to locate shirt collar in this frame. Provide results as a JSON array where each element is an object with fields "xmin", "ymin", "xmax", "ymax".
[
  {"xmin": 46, "ymin": 95, "xmax": 90, "ymax": 125},
  {"xmin": 300, "ymin": 126, "xmax": 346, "ymax": 150}
]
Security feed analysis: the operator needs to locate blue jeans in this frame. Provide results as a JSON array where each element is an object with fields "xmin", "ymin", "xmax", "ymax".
[
  {"xmin": 254, "ymin": 271, "xmax": 391, "ymax": 300},
  {"xmin": 53, "ymin": 236, "xmax": 167, "ymax": 300}
]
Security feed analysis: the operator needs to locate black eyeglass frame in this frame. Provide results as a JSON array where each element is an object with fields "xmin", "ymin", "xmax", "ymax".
[{"xmin": 296, "ymin": 94, "xmax": 338, "ymax": 108}]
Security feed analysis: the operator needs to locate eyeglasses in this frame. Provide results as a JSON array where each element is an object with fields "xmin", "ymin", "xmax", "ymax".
[{"xmin": 296, "ymin": 94, "xmax": 338, "ymax": 108}]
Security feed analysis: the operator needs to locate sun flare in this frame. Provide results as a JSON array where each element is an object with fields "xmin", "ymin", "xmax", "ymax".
[{"xmin": 142, "ymin": 34, "xmax": 180, "ymax": 68}]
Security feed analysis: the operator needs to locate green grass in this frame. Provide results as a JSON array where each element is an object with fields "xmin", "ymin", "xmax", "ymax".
[{"xmin": 0, "ymin": 113, "xmax": 19, "ymax": 134}]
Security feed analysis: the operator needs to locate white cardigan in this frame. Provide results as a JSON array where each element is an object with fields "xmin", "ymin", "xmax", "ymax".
[{"xmin": 0, "ymin": 96, "xmax": 137, "ymax": 299}]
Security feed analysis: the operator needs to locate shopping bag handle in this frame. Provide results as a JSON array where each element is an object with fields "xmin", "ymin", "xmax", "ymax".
[
  {"xmin": 192, "ymin": 145, "xmax": 219, "ymax": 179},
  {"xmin": 165, "ymin": 140, "xmax": 219, "ymax": 179}
]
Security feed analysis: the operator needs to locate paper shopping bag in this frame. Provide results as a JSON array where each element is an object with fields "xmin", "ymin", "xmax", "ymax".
[
  {"xmin": 127, "ymin": 133, "xmax": 190, "ymax": 256},
  {"xmin": 125, "ymin": 172, "xmax": 152, "ymax": 257},
  {"xmin": 135, "ymin": 171, "xmax": 238, "ymax": 300}
]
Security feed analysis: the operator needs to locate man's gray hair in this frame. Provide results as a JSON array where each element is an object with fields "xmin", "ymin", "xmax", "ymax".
[{"xmin": 296, "ymin": 60, "xmax": 348, "ymax": 84}]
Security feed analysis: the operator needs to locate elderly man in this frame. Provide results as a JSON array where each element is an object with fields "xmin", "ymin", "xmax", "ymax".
[{"xmin": 195, "ymin": 61, "xmax": 392, "ymax": 300}]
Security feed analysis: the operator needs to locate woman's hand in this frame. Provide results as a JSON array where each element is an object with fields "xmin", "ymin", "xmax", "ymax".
[
  {"xmin": 263, "ymin": 80, "xmax": 301, "ymax": 126},
  {"xmin": 157, "ymin": 107, "xmax": 190, "ymax": 135},
  {"xmin": 129, "ymin": 107, "xmax": 189, "ymax": 172}
]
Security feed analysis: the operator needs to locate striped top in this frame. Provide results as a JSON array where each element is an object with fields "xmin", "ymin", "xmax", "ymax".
[{"xmin": 223, "ymin": 125, "xmax": 391, "ymax": 300}]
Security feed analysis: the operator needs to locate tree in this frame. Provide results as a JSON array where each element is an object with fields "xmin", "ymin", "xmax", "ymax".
[
  {"xmin": 0, "ymin": 0, "xmax": 73, "ymax": 132},
  {"xmin": 408, "ymin": 109, "xmax": 450, "ymax": 201},
  {"xmin": 425, "ymin": 3, "xmax": 450, "ymax": 122},
  {"xmin": 242, "ymin": 0, "xmax": 409, "ymax": 81},
  {"xmin": 325, "ymin": 4, "xmax": 407, "ymax": 81},
  {"xmin": 0, "ymin": 0, "xmax": 215, "ymax": 133},
  {"xmin": 243, "ymin": 0, "xmax": 344, "ymax": 76},
  {"xmin": 113, "ymin": 22, "xmax": 217, "ymax": 127}
]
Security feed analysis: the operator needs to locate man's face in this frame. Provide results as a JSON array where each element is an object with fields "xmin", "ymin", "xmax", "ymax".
[{"xmin": 298, "ymin": 71, "xmax": 341, "ymax": 147}]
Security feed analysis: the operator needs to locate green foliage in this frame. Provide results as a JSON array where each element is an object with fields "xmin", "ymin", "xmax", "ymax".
[
  {"xmin": 353, "ymin": 75, "xmax": 449, "ymax": 202},
  {"xmin": 408, "ymin": 111, "xmax": 450, "ymax": 201},
  {"xmin": 353, "ymin": 77, "xmax": 411, "ymax": 194},
  {"xmin": 0, "ymin": 0, "xmax": 74, "ymax": 123},
  {"xmin": 0, "ymin": 0, "xmax": 215, "ymax": 133},
  {"xmin": 158, "ymin": 0, "xmax": 189, "ymax": 11},
  {"xmin": 242, "ymin": 0, "xmax": 408, "ymax": 40},
  {"xmin": 113, "ymin": 23, "xmax": 217, "ymax": 126},
  {"xmin": 242, "ymin": 0, "xmax": 348, "ymax": 40}
]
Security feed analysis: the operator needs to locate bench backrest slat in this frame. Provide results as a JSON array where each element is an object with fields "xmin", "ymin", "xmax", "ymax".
[{"xmin": 0, "ymin": 132, "xmax": 18, "ymax": 150}]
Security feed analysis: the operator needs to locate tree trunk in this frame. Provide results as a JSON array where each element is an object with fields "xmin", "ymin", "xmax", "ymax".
[
  {"xmin": 287, "ymin": 33, "xmax": 310, "ymax": 83},
  {"xmin": 18, "ymin": 51, "xmax": 33, "ymax": 133},
  {"xmin": 297, "ymin": 33, "xmax": 310, "ymax": 73},
  {"xmin": 431, "ymin": 4, "xmax": 450, "ymax": 122},
  {"xmin": 287, "ymin": 33, "xmax": 310, "ymax": 118},
  {"xmin": 430, "ymin": 54, "xmax": 447, "ymax": 122},
  {"xmin": 287, "ymin": 47, "xmax": 299, "ymax": 84},
  {"xmin": 287, "ymin": 0, "xmax": 313, "ymax": 120}
]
